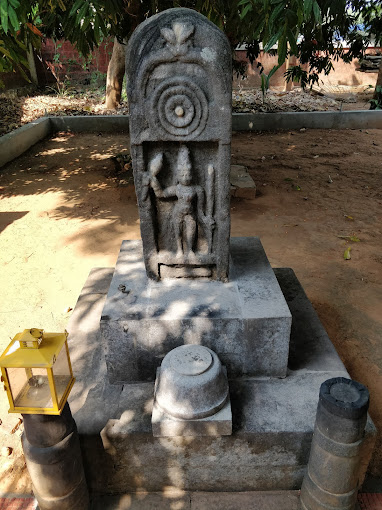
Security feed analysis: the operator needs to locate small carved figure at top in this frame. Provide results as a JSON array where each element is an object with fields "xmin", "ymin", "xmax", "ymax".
[
  {"xmin": 149, "ymin": 146, "xmax": 215, "ymax": 257},
  {"xmin": 160, "ymin": 22, "xmax": 195, "ymax": 56}
]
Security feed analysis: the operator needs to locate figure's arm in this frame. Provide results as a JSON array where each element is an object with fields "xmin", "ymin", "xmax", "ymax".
[
  {"xmin": 196, "ymin": 186, "xmax": 206, "ymax": 222},
  {"xmin": 162, "ymin": 185, "xmax": 177, "ymax": 198},
  {"xmin": 197, "ymin": 167, "xmax": 215, "ymax": 228},
  {"xmin": 149, "ymin": 153, "xmax": 176, "ymax": 198},
  {"xmin": 149, "ymin": 153, "xmax": 164, "ymax": 197},
  {"xmin": 196, "ymin": 186, "xmax": 215, "ymax": 229}
]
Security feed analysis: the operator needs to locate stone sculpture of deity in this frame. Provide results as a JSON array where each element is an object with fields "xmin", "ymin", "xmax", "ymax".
[
  {"xmin": 149, "ymin": 146, "xmax": 215, "ymax": 257},
  {"xmin": 127, "ymin": 8, "xmax": 232, "ymax": 280}
]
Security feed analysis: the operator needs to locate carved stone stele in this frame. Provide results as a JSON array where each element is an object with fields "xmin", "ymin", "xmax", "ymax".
[{"xmin": 126, "ymin": 8, "xmax": 232, "ymax": 281}]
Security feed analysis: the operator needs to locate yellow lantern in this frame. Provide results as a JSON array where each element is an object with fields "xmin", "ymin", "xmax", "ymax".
[{"xmin": 0, "ymin": 329, "xmax": 75, "ymax": 415}]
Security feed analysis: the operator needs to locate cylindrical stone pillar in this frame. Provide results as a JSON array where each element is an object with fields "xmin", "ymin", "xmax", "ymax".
[
  {"xmin": 300, "ymin": 377, "xmax": 369, "ymax": 510},
  {"xmin": 22, "ymin": 402, "xmax": 89, "ymax": 510}
]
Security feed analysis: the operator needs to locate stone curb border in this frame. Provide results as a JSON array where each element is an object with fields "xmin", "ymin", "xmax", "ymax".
[
  {"xmin": 0, "ymin": 117, "xmax": 51, "ymax": 168},
  {"xmin": 1, "ymin": 110, "xmax": 382, "ymax": 168}
]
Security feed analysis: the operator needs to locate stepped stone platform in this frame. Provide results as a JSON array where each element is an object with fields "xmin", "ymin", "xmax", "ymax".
[
  {"xmin": 67, "ymin": 263, "xmax": 376, "ymax": 495},
  {"xmin": 4, "ymin": 491, "xmax": 378, "ymax": 509},
  {"xmin": 100, "ymin": 238, "xmax": 292, "ymax": 383},
  {"xmin": 91, "ymin": 490, "xmax": 301, "ymax": 509}
]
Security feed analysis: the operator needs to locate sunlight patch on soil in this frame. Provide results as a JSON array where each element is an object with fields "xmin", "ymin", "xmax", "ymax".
[{"xmin": 39, "ymin": 147, "xmax": 75, "ymax": 156}]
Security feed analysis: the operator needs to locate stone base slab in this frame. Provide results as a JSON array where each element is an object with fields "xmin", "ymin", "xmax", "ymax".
[
  {"xmin": 96, "ymin": 372, "xmax": 375, "ymax": 493},
  {"xmin": 91, "ymin": 490, "xmax": 301, "ymax": 510},
  {"xmin": 67, "ymin": 266, "xmax": 376, "ymax": 494},
  {"xmin": 152, "ymin": 368, "xmax": 232, "ymax": 437},
  {"xmin": 230, "ymin": 164, "xmax": 256, "ymax": 199},
  {"xmin": 100, "ymin": 237, "xmax": 292, "ymax": 383}
]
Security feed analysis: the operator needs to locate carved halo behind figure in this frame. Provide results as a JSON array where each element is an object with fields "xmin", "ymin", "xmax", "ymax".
[{"xmin": 151, "ymin": 77, "xmax": 208, "ymax": 138}]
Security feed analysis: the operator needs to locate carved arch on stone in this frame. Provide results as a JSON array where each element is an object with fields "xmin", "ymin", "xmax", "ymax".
[{"xmin": 135, "ymin": 52, "xmax": 228, "ymax": 139}]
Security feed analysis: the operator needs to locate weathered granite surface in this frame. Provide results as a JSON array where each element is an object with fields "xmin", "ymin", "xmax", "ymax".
[
  {"xmin": 274, "ymin": 267, "xmax": 347, "ymax": 373},
  {"xmin": 154, "ymin": 345, "xmax": 229, "ymax": 420},
  {"xmin": 152, "ymin": 367, "xmax": 232, "ymax": 437},
  {"xmin": 91, "ymin": 491, "xmax": 301, "ymax": 510},
  {"xmin": 230, "ymin": 165, "xmax": 256, "ymax": 199},
  {"xmin": 152, "ymin": 345, "xmax": 232, "ymax": 436},
  {"xmin": 301, "ymin": 378, "xmax": 370, "ymax": 510},
  {"xmin": 100, "ymin": 237, "xmax": 292, "ymax": 383},
  {"xmin": 126, "ymin": 8, "xmax": 232, "ymax": 281},
  {"xmin": 98, "ymin": 371, "xmax": 376, "ymax": 493},
  {"xmin": 67, "ymin": 267, "xmax": 376, "ymax": 494}
]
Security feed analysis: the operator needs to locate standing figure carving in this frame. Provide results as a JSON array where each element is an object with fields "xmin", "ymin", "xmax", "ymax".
[
  {"xmin": 149, "ymin": 146, "xmax": 215, "ymax": 257},
  {"xmin": 126, "ymin": 8, "xmax": 232, "ymax": 280}
]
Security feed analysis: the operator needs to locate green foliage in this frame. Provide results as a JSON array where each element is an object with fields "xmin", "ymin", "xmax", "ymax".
[
  {"xmin": 0, "ymin": 0, "xmax": 246, "ymax": 82},
  {"xmin": 237, "ymin": 0, "xmax": 322, "ymax": 66},
  {"xmin": 90, "ymin": 70, "xmax": 107, "ymax": 87},
  {"xmin": 0, "ymin": 0, "xmax": 21, "ymax": 34},
  {"xmin": 1, "ymin": 0, "xmax": 382, "ymax": 91},
  {"xmin": 260, "ymin": 64, "xmax": 280, "ymax": 102},
  {"xmin": 238, "ymin": 0, "xmax": 382, "ymax": 88},
  {"xmin": 370, "ymin": 85, "xmax": 382, "ymax": 110},
  {"xmin": 284, "ymin": 65, "xmax": 313, "ymax": 88}
]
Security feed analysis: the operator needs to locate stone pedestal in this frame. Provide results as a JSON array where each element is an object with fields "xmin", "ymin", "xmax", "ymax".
[
  {"xmin": 300, "ymin": 378, "xmax": 370, "ymax": 510},
  {"xmin": 22, "ymin": 403, "xmax": 89, "ymax": 510},
  {"xmin": 152, "ymin": 345, "xmax": 232, "ymax": 436},
  {"xmin": 66, "ymin": 265, "xmax": 376, "ymax": 494},
  {"xmin": 100, "ymin": 237, "xmax": 292, "ymax": 384}
]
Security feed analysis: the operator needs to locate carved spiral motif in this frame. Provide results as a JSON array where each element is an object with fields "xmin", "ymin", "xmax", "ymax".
[{"xmin": 152, "ymin": 77, "xmax": 208, "ymax": 137}]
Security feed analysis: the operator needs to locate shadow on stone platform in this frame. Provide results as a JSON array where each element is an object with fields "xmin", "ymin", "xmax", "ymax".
[{"xmin": 66, "ymin": 265, "xmax": 376, "ymax": 495}]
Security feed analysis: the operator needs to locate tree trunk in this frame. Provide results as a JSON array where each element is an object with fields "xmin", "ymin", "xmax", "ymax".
[
  {"xmin": 375, "ymin": 59, "xmax": 382, "ymax": 91},
  {"xmin": 284, "ymin": 43, "xmax": 293, "ymax": 92},
  {"xmin": 27, "ymin": 42, "xmax": 39, "ymax": 86},
  {"xmin": 105, "ymin": 38, "xmax": 126, "ymax": 110},
  {"xmin": 370, "ymin": 59, "xmax": 382, "ymax": 109}
]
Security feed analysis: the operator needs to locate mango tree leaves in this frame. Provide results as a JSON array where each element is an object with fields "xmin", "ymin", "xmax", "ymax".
[{"xmin": 0, "ymin": 0, "xmax": 9, "ymax": 34}]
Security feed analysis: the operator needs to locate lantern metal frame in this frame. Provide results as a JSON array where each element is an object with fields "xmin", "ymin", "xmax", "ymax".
[{"xmin": 0, "ymin": 329, "xmax": 75, "ymax": 415}]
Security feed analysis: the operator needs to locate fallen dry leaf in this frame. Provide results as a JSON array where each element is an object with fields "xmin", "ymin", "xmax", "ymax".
[{"xmin": 344, "ymin": 246, "xmax": 352, "ymax": 260}]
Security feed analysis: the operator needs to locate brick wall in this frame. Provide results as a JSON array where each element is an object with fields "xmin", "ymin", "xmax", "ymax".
[
  {"xmin": 38, "ymin": 40, "xmax": 379, "ymax": 89},
  {"xmin": 37, "ymin": 38, "xmax": 114, "ymax": 85},
  {"xmin": 234, "ymin": 48, "xmax": 380, "ymax": 89},
  {"xmin": 2, "ymin": 38, "xmax": 380, "ymax": 91}
]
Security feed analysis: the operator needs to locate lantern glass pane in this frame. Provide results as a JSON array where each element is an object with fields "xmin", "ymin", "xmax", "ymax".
[
  {"xmin": 53, "ymin": 345, "xmax": 71, "ymax": 404},
  {"xmin": 7, "ymin": 367, "xmax": 53, "ymax": 409}
]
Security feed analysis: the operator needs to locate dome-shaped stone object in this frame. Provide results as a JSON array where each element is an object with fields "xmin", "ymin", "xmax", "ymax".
[
  {"xmin": 155, "ymin": 345, "xmax": 228, "ymax": 420},
  {"xmin": 152, "ymin": 345, "xmax": 232, "ymax": 437}
]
